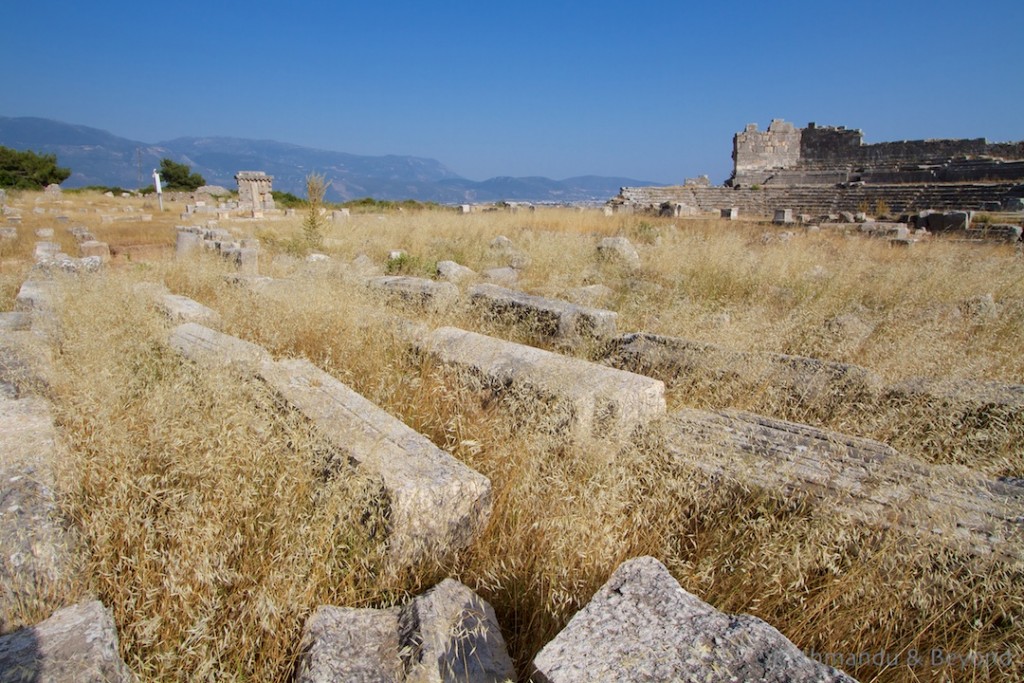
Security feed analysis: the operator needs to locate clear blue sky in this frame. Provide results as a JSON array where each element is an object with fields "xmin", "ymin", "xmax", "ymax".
[{"xmin": 4, "ymin": 0, "xmax": 1022, "ymax": 184}]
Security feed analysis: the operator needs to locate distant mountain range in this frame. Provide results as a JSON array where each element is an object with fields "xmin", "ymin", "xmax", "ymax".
[{"xmin": 0, "ymin": 116, "xmax": 664, "ymax": 204}]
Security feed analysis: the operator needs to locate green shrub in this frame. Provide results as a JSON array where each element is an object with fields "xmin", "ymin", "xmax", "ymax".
[{"xmin": 0, "ymin": 146, "xmax": 71, "ymax": 189}]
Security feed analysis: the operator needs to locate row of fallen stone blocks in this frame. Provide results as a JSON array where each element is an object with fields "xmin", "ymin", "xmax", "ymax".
[
  {"xmin": 297, "ymin": 556, "xmax": 856, "ymax": 682},
  {"xmin": 175, "ymin": 225, "xmax": 259, "ymax": 273}
]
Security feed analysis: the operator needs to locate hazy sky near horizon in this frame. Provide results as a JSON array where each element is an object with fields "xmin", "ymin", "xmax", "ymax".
[{"xmin": 4, "ymin": 0, "xmax": 1022, "ymax": 184}]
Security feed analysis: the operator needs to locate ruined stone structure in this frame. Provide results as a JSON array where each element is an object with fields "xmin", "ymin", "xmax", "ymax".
[
  {"xmin": 235, "ymin": 171, "xmax": 275, "ymax": 212},
  {"xmin": 612, "ymin": 120, "xmax": 1024, "ymax": 215}
]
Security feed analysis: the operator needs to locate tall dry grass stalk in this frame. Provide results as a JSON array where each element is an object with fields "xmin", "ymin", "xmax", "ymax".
[{"xmin": 3, "ymin": 191, "xmax": 1021, "ymax": 680}]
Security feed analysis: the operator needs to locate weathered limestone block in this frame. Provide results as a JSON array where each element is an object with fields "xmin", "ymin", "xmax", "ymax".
[
  {"xmin": 33, "ymin": 229, "xmax": 54, "ymax": 239},
  {"xmin": 367, "ymin": 276, "xmax": 459, "ymax": 310},
  {"xmin": 423, "ymin": 327, "xmax": 665, "ymax": 440},
  {"xmin": 664, "ymin": 408, "xmax": 1024, "ymax": 560},
  {"xmin": 859, "ymin": 222, "xmax": 909, "ymax": 239},
  {"xmin": 167, "ymin": 322, "xmax": 271, "ymax": 369},
  {"xmin": 0, "ymin": 331, "xmax": 53, "ymax": 398},
  {"xmin": 0, "ymin": 600, "xmax": 132, "ymax": 682},
  {"xmin": 481, "ymin": 267, "xmax": 518, "ymax": 286},
  {"xmin": 605, "ymin": 332, "xmax": 880, "ymax": 408},
  {"xmin": 33, "ymin": 242, "xmax": 61, "ymax": 261},
  {"xmin": 469, "ymin": 283, "xmax": 617, "ymax": 341},
  {"xmin": 0, "ymin": 313, "xmax": 32, "ymax": 333},
  {"xmin": 596, "ymin": 236, "xmax": 640, "ymax": 271},
  {"xmin": 296, "ymin": 606, "xmax": 403, "ymax": 682},
  {"xmin": 257, "ymin": 358, "xmax": 492, "ymax": 565},
  {"xmin": 14, "ymin": 281, "xmax": 57, "ymax": 313},
  {"xmin": 532, "ymin": 556, "xmax": 854, "ymax": 683},
  {"xmin": 155, "ymin": 294, "xmax": 222, "ymax": 327},
  {"xmin": 435, "ymin": 260, "xmax": 476, "ymax": 284},
  {"xmin": 78, "ymin": 241, "xmax": 110, "ymax": 260},
  {"xmin": 773, "ymin": 208, "xmax": 794, "ymax": 224},
  {"xmin": 966, "ymin": 224, "xmax": 1022, "ymax": 242},
  {"xmin": 399, "ymin": 579, "xmax": 515, "ymax": 683},
  {"xmin": 884, "ymin": 377, "xmax": 1024, "ymax": 464},
  {"xmin": 297, "ymin": 579, "xmax": 515, "ymax": 683},
  {"xmin": 0, "ymin": 396, "xmax": 74, "ymax": 628},
  {"xmin": 721, "ymin": 207, "xmax": 739, "ymax": 220},
  {"xmin": 564, "ymin": 284, "xmax": 613, "ymax": 308}
]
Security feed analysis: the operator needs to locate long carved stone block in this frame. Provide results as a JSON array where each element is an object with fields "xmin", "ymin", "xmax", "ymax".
[
  {"xmin": 532, "ymin": 556, "xmax": 855, "ymax": 682},
  {"xmin": 367, "ymin": 276, "xmax": 459, "ymax": 309},
  {"xmin": 155, "ymin": 294, "xmax": 222, "ymax": 327},
  {"xmin": 167, "ymin": 321, "xmax": 271, "ymax": 369},
  {"xmin": 664, "ymin": 408, "xmax": 1024, "ymax": 560},
  {"xmin": 0, "ymin": 600, "xmax": 133, "ymax": 682},
  {"xmin": 297, "ymin": 579, "xmax": 515, "ymax": 683},
  {"xmin": 0, "ymin": 396, "xmax": 74, "ymax": 626},
  {"xmin": 167, "ymin": 323, "xmax": 492, "ymax": 566},
  {"xmin": 469, "ymin": 283, "xmax": 618, "ymax": 341},
  {"xmin": 14, "ymin": 280, "xmax": 57, "ymax": 313},
  {"xmin": 423, "ymin": 327, "xmax": 664, "ymax": 440},
  {"xmin": 605, "ymin": 332, "xmax": 880, "ymax": 406},
  {"xmin": 258, "ymin": 358, "xmax": 492, "ymax": 565}
]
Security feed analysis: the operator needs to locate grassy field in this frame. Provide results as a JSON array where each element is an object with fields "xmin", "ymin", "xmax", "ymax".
[{"xmin": 3, "ymin": 190, "xmax": 1023, "ymax": 681}]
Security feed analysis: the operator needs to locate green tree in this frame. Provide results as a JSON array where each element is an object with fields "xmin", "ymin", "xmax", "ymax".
[
  {"xmin": 0, "ymin": 146, "xmax": 71, "ymax": 189},
  {"xmin": 303, "ymin": 172, "xmax": 329, "ymax": 251},
  {"xmin": 158, "ymin": 158, "xmax": 205, "ymax": 191}
]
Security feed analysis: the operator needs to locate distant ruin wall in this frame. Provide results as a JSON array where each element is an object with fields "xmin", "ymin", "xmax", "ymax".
[{"xmin": 732, "ymin": 121, "xmax": 1024, "ymax": 186}]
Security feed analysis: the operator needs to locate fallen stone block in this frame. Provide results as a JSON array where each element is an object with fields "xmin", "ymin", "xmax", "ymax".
[
  {"xmin": 367, "ymin": 275, "xmax": 459, "ymax": 310},
  {"xmin": 0, "ymin": 396, "xmax": 74, "ymax": 627},
  {"xmin": 436, "ymin": 260, "xmax": 476, "ymax": 284},
  {"xmin": 664, "ymin": 408, "xmax": 1024, "ymax": 560},
  {"xmin": 966, "ymin": 224, "xmax": 1022, "ymax": 242},
  {"xmin": 0, "ymin": 312, "xmax": 32, "ymax": 332},
  {"xmin": 423, "ymin": 327, "xmax": 664, "ymax": 440},
  {"xmin": 167, "ymin": 321, "xmax": 271, "ymax": 369},
  {"xmin": 258, "ymin": 358, "xmax": 492, "ymax": 565},
  {"xmin": 155, "ymin": 294, "xmax": 222, "ymax": 327},
  {"xmin": 14, "ymin": 281, "xmax": 58, "ymax": 313},
  {"xmin": 297, "ymin": 579, "xmax": 514, "ymax": 683},
  {"xmin": 0, "ymin": 600, "xmax": 133, "ymax": 682},
  {"xmin": 596, "ymin": 236, "xmax": 641, "ymax": 271},
  {"xmin": 168, "ymin": 324, "xmax": 492, "ymax": 566},
  {"xmin": 604, "ymin": 332, "xmax": 880, "ymax": 409},
  {"xmin": 78, "ymin": 240, "xmax": 110, "ymax": 260},
  {"xmin": 469, "ymin": 283, "xmax": 617, "ymax": 341},
  {"xmin": 531, "ymin": 556, "xmax": 854, "ymax": 683},
  {"xmin": 481, "ymin": 267, "xmax": 519, "ymax": 286}
]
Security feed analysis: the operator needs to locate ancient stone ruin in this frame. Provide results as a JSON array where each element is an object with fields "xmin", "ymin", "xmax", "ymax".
[
  {"xmin": 235, "ymin": 170, "xmax": 275, "ymax": 212},
  {"xmin": 611, "ymin": 119, "xmax": 1024, "ymax": 215}
]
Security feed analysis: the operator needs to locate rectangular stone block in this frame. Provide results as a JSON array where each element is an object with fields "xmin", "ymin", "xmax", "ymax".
[
  {"xmin": 721, "ymin": 207, "xmax": 739, "ymax": 219},
  {"xmin": 156, "ymin": 294, "xmax": 222, "ymax": 327},
  {"xmin": 773, "ymin": 208, "xmax": 794, "ymax": 224},
  {"xmin": 532, "ymin": 556, "xmax": 855, "ymax": 683},
  {"xmin": 78, "ymin": 240, "xmax": 110, "ymax": 260},
  {"xmin": 168, "ymin": 321, "xmax": 271, "ymax": 369},
  {"xmin": 14, "ymin": 280, "xmax": 57, "ymax": 312},
  {"xmin": 0, "ymin": 396, "xmax": 75, "ymax": 624},
  {"xmin": 469, "ymin": 283, "xmax": 617, "ymax": 341},
  {"xmin": 167, "ymin": 323, "xmax": 492, "ymax": 566},
  {"xmin": 367, "ymin": 275, "xmax": 458, "ymax": 309},
  {"xmin": 258, "ymin": 358, "xmax": 492, "ymax": 564},
  {"xmin": 423, "ymin": 326, "xmax": 665, "ymax": 440},
  {"xmin": 664, "ymin": 408, "xmax": 1024, "ymax": 560},
  {"xmin": 605, "ymin": 332, "xmax": 880, "ymax": 408}
]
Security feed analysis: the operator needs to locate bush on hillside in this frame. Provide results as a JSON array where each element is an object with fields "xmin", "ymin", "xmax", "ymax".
[{"xmin": 158, "ymin": 158, "xmax": 205, "ymax": 191}]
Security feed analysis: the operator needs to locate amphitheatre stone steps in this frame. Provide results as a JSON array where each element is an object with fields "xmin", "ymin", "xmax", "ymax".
[{"xmin": 616, "ymin": 183, "xmax": 1024, "ymax": 216}]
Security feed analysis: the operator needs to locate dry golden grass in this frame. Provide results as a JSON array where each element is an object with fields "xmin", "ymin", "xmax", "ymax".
[{"xmin": 2, "ymin": 190, "xmax": 1022, "ymax": 681}]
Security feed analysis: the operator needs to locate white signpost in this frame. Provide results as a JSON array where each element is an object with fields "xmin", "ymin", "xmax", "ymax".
[{"xmin": 153, "ymin": 170, "xmax": 163, "ymax": 211}]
